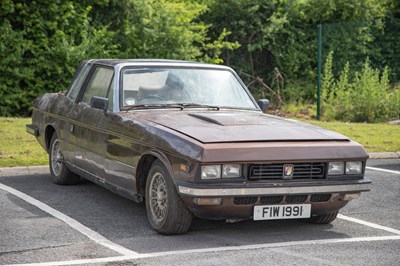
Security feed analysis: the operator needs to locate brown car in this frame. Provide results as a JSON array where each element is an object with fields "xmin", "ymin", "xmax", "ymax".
[{"xmin": 27, "ymin": 59, "xmax": 370, "ymax": 234}]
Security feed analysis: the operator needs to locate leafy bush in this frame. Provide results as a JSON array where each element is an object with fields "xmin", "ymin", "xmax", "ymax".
[
  {"xmin": 284, "ymin": 81, "xmax": 316, "ymax": 104},
  {"xmin": 322, "ymin": 52, "xmax": 399, "ymax": 122},
  {"xmin": 0, "ymin": 0, "xmax": 238, "ymax": 116},
  {"xmin": 0, "ymin": 1, "xmax": 118, "ymax": 116},
  {"xmin": 1, "ymin": 0, "xmax": 399, "ymax": 116},
  {"xmin": 203, "ymin": 0, "xmax": 397, "ymax": 103}
]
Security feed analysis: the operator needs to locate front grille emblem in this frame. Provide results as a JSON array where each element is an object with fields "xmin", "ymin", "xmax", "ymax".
[{"xmin": 283, "ymin": 164, "xmax": 294, "ymax": 179}]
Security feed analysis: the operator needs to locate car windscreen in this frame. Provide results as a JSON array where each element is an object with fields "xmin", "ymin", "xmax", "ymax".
[{"xmin": 121, "ymin": 67, "xmax": 258, "ymax": 110}]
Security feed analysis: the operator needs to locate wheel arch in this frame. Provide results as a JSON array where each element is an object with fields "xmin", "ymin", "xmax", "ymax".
[
  {"xmin": 136, "ymin": 150, "xmax": 174, "ymax": 197},
  {"xmin": 44, "ymin": 124, "xmax": 57, "ymax": 151}
]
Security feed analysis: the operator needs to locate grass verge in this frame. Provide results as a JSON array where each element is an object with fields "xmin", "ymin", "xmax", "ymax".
[
  {"xmin": 305, "ymin": 120, "xmax": 400, "ymax": 152},
  {"xmin": 0, "ymin": 117, "xmax": 399, "ymax": 167},
  {"xmin": 0, "ymin": 117, "xmax": 47, "ymax": 167}
]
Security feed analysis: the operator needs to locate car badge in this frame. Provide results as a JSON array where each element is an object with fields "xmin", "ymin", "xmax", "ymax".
[{"xmin": 283, "ymin": 164, "xmax": 294, "ymax": 179}]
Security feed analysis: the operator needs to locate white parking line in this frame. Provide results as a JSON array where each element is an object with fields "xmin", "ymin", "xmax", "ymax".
[
  {"xmin": 2, "ymin": 165, "xmax": 400, "ymax": 266},
  {"xmin": 366, "ymin": 166, "xmax": 400, "ymax": 175},
  {"xmin": 5, "ymin": 235, "xmax": 400, "ymax": 266},
  {"xmin": 0, "ymin": 183, "xmax": 138, "ymax": 257},
  {"xmin": 338, "ymin": 214, "xmax": 400, "ymax": 235}
]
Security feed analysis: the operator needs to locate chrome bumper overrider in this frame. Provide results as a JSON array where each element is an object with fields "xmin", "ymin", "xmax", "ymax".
[{"xmin": 178, "ymin": 182, "xmax": 371, "ymax": 197}]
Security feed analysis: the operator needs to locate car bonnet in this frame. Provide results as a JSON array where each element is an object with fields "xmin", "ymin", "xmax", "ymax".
[{"xmin": 128, "ymin": 110, "xmax": 349, "ymax": 144}]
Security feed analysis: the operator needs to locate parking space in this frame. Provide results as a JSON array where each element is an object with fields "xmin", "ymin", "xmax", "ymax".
[{"xmin": 0, "ymin": 159, "xmax": 399, "ymax": 265}]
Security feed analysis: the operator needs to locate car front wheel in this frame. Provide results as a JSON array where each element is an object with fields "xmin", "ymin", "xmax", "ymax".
[
  {"xmin": 145, "ymin": 160, "xmax": 192, "ymax": 234},
  {"xmin": 49, "ymin": 133, "xmax": 80, "ymax": 185},
  {"xmin": 309, "ymin": 210, "xmax": 339, "ymax": 224}
]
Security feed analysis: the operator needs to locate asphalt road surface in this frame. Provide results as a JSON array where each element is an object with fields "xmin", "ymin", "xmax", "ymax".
[{"xmin": 0, "ymin": 159, "xmax": 399, "ymax": 266}]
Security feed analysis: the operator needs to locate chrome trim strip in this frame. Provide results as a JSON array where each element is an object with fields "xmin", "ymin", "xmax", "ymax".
[{"xmin": 178, "ymin": 183, "xmax": 371, "ymax": 197}]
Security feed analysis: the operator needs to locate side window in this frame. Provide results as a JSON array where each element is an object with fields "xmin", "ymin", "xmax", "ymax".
[
  {"xmin": 81, "ymin": 67, "xmax": 114, "ymax": 105},
  {"xmin": 66, "ymin": 62, "xmax": 92, "ymax": 101}
]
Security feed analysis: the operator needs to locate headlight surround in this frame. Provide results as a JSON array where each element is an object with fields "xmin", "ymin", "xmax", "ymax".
[
  {"xmin": 222, "ymin": 164, "xmax": 241, "ymax": 178},
  {"xmin": 201, "ymin": 165, "xmax": 221, "ymax": 179},
  {"xmin": 328, "ymin": 162, "xmax": 345, "ymax": 175},
  {"xmin": 328, "ymin": 161, "xmax": 363, "ymax": 176},
  {"xmin": 346, "ymin": 161, "xmax": 363, "ymax": 174},
  {"xmin": 201, "ymin": 164, "xmax": 242, "ymax": 179}
]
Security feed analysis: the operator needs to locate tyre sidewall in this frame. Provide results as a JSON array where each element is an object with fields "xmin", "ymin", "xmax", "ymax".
[
  {"xmin": 145, "ymin": 160, "xmax": 189, "ymax": 232},
  {"xmin": 49, "ymin": 133, "xmax": 78, "ymax": 185},
  {"xmin": 145, "ymin": 162, "xmax": 171, "ymax": 230}
]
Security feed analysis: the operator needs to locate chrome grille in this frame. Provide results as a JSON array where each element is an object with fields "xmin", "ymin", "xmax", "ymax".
[
  {"xmin": 232, "ymin": 194, "xmax": 334, "ymax": 205},
  {"xmin": 248, "ymin": 163, "xmax": 326, "ymax": 180}
]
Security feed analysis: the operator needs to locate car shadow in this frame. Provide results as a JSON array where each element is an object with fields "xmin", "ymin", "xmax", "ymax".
[{"xmin": 0, "ymin": 173, "xmax": 374, "ymax": 254}]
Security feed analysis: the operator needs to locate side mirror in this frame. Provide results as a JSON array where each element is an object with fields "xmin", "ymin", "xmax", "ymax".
[
  {"xmin": 258, "ymin": 99, "xmax": 269, "ymax": 112},
  {"xmin": 90, "ymin": 96, "xmax": 109, "ymax": 113}
]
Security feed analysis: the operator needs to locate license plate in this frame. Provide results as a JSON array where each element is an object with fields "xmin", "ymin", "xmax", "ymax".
[{"xmin": 253, "ymin": 204, "xmax": 311, "ymax": 220}]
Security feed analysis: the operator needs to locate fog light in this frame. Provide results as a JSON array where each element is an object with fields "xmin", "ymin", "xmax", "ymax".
[
  {"xmin": 193, "ymin": 197, "xmax": 222, "ymax": 206},
  {"xmin": 343, "ymin": 193, "xmax": 361, "ymax": 201},
  {"xmin": 328, "ymin": 162, "xmax": 345, "ymax": 175},
  {"xmin": 346, "ymin": 161, "xmax": 362, "ymax": 174}
]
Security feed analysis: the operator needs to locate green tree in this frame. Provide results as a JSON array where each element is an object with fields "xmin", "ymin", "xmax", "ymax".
[
  {"xmin": 0, "ymin": 0, "xmax": 116, "ymax": 116},
  {"xmin": 89, "ymin": 0, "xmax": 239, "ymax": 63},
  {"xmin": 202, "ymin": 0, "xmax": 394, "ymax": 102},
  {"xmin": 0, "ymin": 0, "xmax": 238, "ymax": 116}
]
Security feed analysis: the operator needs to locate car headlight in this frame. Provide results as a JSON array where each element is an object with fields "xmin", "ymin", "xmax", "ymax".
[
  {"xmin": 328, "ymin": 162, "xmax": 345, "ymax": 175},
  {"xmin": 222, "ymin": 164, "xmax": 241, "ymax": 178},
  {"xmin": 201, "ymin": 165, "xmax": 221, "ymax": 179},
  {"xmin": 346, "ymin": 161, "xmax": 362, "ymax": 174},
  {"xmin": 328, "ymin": 161, "xmax": 363, "ymax": 176}
]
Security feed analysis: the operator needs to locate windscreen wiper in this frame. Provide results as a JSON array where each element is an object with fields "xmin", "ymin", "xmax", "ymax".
[
  {"xmin": 125, "ymin": 104, "xmax": 184, "ymax": 112},
  {"xmin": 125, "ymin": 103, "xmax": 220, "ymax": 111},
  {"xmin": 179, "ymin": 103, "xmax": 220, "ymax": 110}
]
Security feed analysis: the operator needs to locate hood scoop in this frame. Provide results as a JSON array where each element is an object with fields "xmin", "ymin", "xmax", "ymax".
[
  {"xmin": 187, "ymin": 113, "xmax": 225, "ymax": 126},
  {"xmin": 187, "ymin": 112, "xmax": 273, "ymax": 126}
]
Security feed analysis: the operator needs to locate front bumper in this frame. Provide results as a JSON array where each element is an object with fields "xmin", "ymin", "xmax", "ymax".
[
  {"xmin": 177, "ymin": 179, "xmax": 371, "ymax": 219},
  {"xmin": 178, "ymin": 179, "xmax": 371, "ymax": 197}
]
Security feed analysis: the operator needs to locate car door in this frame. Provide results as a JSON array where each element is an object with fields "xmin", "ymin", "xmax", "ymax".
[
  {"xmin": 59, "ymin": 61, "xmax": 92, "ymax": 166},
  {"xmin": 70, "ymin": 65, "xmax": 114, "ymax": 179},
  {"xmin": 103, "ymin": 68, "xmax": 139, "ymax": 193}
]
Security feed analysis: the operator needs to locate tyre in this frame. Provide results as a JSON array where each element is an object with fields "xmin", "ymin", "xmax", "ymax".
[
  {"xmin": 145, "ymin": 160, "xmax": 192, "ymax": 234},
  {"xmin": 49, "ymin": 133, "xmax": 80, "ymax": 185},
  {"xmin": 309, "ymin": 210, "xmax": 339, "ymax": 224}
]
